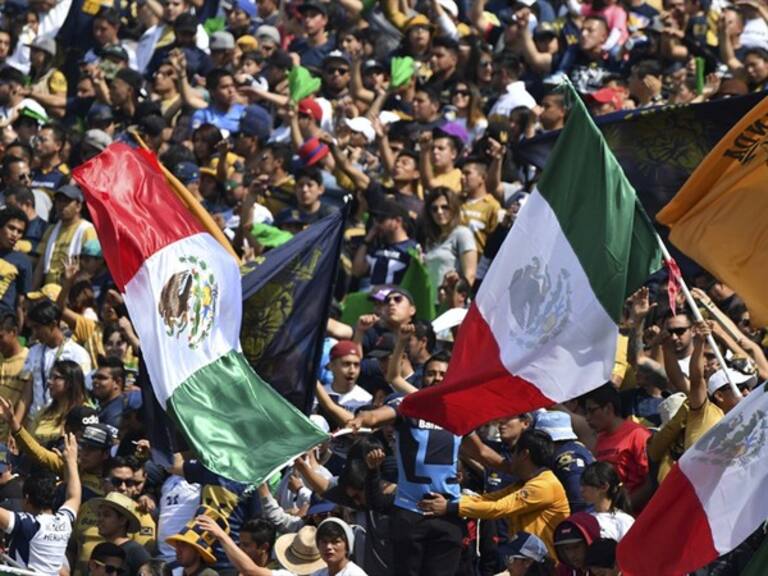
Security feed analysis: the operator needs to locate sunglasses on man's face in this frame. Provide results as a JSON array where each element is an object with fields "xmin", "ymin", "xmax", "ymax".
[
  {"xmin": 110, "ymin": 476, "xmax": 140, "ymax": 488},
  {"xmin": 93, "ymin": 561, "xmax": 125, "ymax": 576},
  {"xmin": 668, "ymin": 327, "xmax": 690, "ymax": 336},
  {"xmin": 386, "ymin": 294, "xmax": 406, "ymax": 304}
]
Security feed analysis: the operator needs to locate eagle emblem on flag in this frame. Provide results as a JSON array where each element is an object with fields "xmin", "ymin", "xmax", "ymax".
[{"xmin": 158, "ymin": 255, "xmax": 219, "ymax": 349}]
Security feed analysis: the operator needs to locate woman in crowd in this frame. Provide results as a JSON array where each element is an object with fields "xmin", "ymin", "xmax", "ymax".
[
  {"xmin": 580, "ymin": 461, "xmax": 635, "ymax": 542},
  {"xmin": 28, "ymin": 360, "xmax": 87, "ymax": 446}
]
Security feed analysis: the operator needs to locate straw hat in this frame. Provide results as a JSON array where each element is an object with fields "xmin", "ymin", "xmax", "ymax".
[
  {"xmin": 166, "ymin": 506, "xmax": 229, "ymax": 565},
  {"xmin": 91, "ymin": 492, "xmax": 141, "ymax": 534},
  {"xmin": 274, "ymin": 526, "xmax": 325, "ymax": 575}
]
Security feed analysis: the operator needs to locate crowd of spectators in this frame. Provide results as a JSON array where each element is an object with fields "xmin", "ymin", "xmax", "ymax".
[{"xmin": 0, "ymin": 0, "xmax": 761, "ymax": 573}]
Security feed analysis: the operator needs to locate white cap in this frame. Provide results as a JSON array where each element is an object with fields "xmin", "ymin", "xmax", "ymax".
[
  {"xmin": 707, "ymin": 368, "xmax": 755, "ymax": 397},
  {"xmin": 658, "ymin": 392, "xmax": 687, "ymax": 426},
  {"xmin": 309, "ymin": 414, "xmax": 330, "ymax": 434},
  {"xmin": 343, "ymin": 117, "xmax": 375, "ymax": 144}
]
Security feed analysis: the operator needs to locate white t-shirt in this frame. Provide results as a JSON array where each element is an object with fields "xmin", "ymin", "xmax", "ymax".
[
  {"xmin": 23, "ymin": 339, "xmax": 93, "ymax": 418},
  {"xmin": 324, "ymin": 383, "xmax": 373, "ymax": 413},
  {"xmin": 488, "ymin": 81, "xmax": 537, "ymax": 117},
  {"xmin": 593, "ymin": 510, "xmax": 635, "ymax": 541},
  {"xmin": 312, "ymin": 561, "xmax": 368, "ymax": 576},
  {"xmin": 157, "ymin": 475, "xmax": 202, "ymax": 560},
  {"xmin": 677, "ymin": 354, "xmax": 691, "ymax": 377},
  {"xmin": 5, "ymin": 506, "xmax": 76, "ymax": 576}
]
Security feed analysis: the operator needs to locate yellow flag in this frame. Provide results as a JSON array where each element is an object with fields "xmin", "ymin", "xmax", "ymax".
[{"xmin": 657, "ymin": 95, "xmax": 768, "ymax": 325}]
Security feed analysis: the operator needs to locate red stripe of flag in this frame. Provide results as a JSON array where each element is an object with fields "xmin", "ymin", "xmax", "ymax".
[
  {"xmin": 72, "ymin": 144, "xmax": 205, "ymax": 292},
  {"xmin": 617, "ymin": 464, "xmax": 717, "ymax": 575},
  {"xmin": 399, "ymin": 304, "xmax": 554, "ymax": 435}
]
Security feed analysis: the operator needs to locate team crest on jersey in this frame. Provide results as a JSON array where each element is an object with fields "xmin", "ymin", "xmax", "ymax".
[
  {"xmin": 691, "ymin": 409, "xmax": 768, "ymax": 467},
  {"xmin": 159, "ymin": 255, "xmax": 218, "ymax": 349},
  {"xmin": 507, "ymin": 257, "xmax": 572, "ymax": 349}
]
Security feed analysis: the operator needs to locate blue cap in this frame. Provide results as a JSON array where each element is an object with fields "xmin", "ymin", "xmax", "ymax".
[
  {"xmin": 307, "ymin": 495, "xmax": 335, "ymax": 516},
  {"xmin": 232, "ymin": 0, "xmax": 257, "ymax": 19},
  {"xmin": 81, "ymin": 238, "xmax": 102, "ymax": 258},
  {"xmin": 125, "ymin": 389, "xmax": 143, "ymax": 412},
  {"xmin": 500, "ymin": 532, "xmax": 549, "ymax": 564},
  {"xmin": 174, "ymin": 161, "xmax": 201, "ymax": 185},
  {"xmin": 535, "ymin": 411, "xmax": 577, "ymax": 442},
  {"xmin": 239, "ymin": 105, "xmax": 272, "ymax": 141}
]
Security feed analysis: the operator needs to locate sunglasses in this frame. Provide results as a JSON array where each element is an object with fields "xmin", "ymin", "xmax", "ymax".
[
  {"xmin": 386, "ymin": 294, "xmax": 406, "ymax": 304},
  {"xmin": 452, "ymin": 89, "xmax": 470, "ymax": 97},
  {"xmin": 110, "ymin": 477, "xmax": 140, "ymax": 488},
  {"xmin": 93, "ymin": 561, "xmax": 124, "ymax": 575},
  {"xmin": 430, "ymin": 204, "xmax": 450, "ymax": 213},
  {"xmin": 326, "ymin": 67, "xmax": 349, "ymax": 76},
  {"xmin": 668, "ymin": 327, "xmax": 690, "ymax": 336}
]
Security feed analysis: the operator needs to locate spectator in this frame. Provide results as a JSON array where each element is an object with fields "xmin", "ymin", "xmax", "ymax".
[
  {"xmin": 166, "ymin": 507, "xmax": 225, "ymax": 576},
  {"xmin": 584, "ymin": 538, "xmax": 620, "ymax": 576},
  {"xmin": 552, "ymin": 512, "xmax": 601, "ymax": 576},
  {"xmin": 321, "ymin": 340, "xmax": 372, "ymax": 413},
  {"xmin": 92, "ymin": 491, "xmax": 151, "ymax": 575},
  {"xmin": 579, "ymin": 462, "xmax": 634, "ymax": 541},
  {"xmin": 89, "ymin": 542, "xmax": 127, "ymax": 576},
  {"xmin": 498, "ymin": 531, "xmax": 555, "ymax": 576},
  {"xmin": 92, "ymin": 356, "xmax": 128, "ymax": 429},
  {"xmin": 0, "ymin": 206, "xmax": 31, "ymax": 316}
]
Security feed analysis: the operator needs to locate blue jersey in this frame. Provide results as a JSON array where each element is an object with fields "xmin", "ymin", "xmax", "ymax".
[
  {"xmin": 552, "ymin": 440, "xmax": 594, "ymax": 513},
  {"xmin": 388, "ymin": 395, "xmax": 461, "ymax": 513}
]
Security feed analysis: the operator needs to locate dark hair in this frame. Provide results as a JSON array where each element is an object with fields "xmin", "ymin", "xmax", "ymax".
[
  {"xmin": 339, "ymin": 458, "xmax": 368, "ymax": 492},
  {"xmin": 108, "ymin": 455, "xmax": 141, "ymax": 472},
  {"xmin": 296, "ymin": 167, "xmax": 324, "ymax": 185},
  {"xmin": 98, "ymin": 355, "xmax": 126, "ymax": 386},
  {"xmin": 94, "ymin": 6, "xmax": 121, "ymax": 25},
  {"xmin": 136, "ymin": 560, "xmax": 171, "ymax": 576},
  {"xmin": 40, "ymin": 123, "xmax": 66, "ymax": 148},
  {"xmin": 745, "ymin": 46, "xmax": 768, "ymax": 61},
  {"xmin": 412, "ymin": 319, "xmax": 436, "ymax": 353},
  {"xmin": 425, "ymin": 349, "xmax": 451, "ymax": 370},
  {"xmin": 23, "ymin": 472, "xmax": 58, "ymax": 510},
  {"xmin": 579, "ymin": 382, "xmax": 622, "ymax": 416},
  {"xmin": 581, "ymin": 461, "xmax": 632, "ymax": 514},
  {"xmin": 422, "ymin": 187, "xmax": 462, "ymax": 246},
  {"xmin": 494, "ymin": 52, "xmax": 523, "ymax": 78},
  {"xmin": 0, "ymin": 312, "xmax": 17, "ymax": 333},
  {"xmin": 91, "ymin": 541, "xmax": 126, "ymax": 562},
  {"xmin": 3, "ymin": 184, "xmax": 34, "ymax": 207},
  {"xmin": 0, "ymin": 66, "xmax": 24, "ymax": 85},
  {"xmin": 661, "ymin": 303, "xmax": 693, "ymax": 323},
  {"xmin": 264, "ymin": 142, "xmax": 292, "ymax": 168},
  {"xmin": 241, "ymin": 519, "xmax": 277, "ymax": 551},
  {"xmin": 28, "ymin": 299, "xmax": 63, "ymax": 326},
  {"xmin": 43, "ymin": 360, "xmax": 86, "ymax": 425},
  {"xmin": 0, "ymin": 205, "xmax": 28, "ymax": 230},
  {"xmin": 101, "ymin": 323, "xmax": 126, "ymax": 348},
  {"xmin": 584, "ymin": 14, "xmax": 610, "ymax": 33},
  {"xmin": 396, "ymin": 148, "xmax": 419, "ymax": 164},
  {"xmin": 192, "ymin": 123, "xmax": 223, "ymax": 162},
  {"xmin": 161, "ymin": 145, "xmax": 197, "ymax": 168},
  {"xmin": 632, "ymin": 59, "xmax": 662, "ymax": 79},
  {"xmin": 316, "ymin": 521, "xmax": 348, "ymax": 548},
  {"xmin": 514, "ymin": 429, "xmax": 554, "ymax": 467},
  {"xmin": 206, "ymin": 68, "xmax": 234, "ymax": 91},
  {"xmin": 415, "ymin": 83, "xmax": 441, "ymax": 104},
  {"xmin": 2, "ymin": 156, "xmax": 27, "ymax": 182},
  {"xmin": 432, "ymin": 35, "xmax": 459, "ymax": 54}
]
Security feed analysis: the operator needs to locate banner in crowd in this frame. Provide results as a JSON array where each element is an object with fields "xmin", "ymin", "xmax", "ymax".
[
  {"xmin": 241, "ymin": 209, "xmax": 345, "ymax": 414},
  {"xmin": 618, "ymin": 382, "xmax": 768, "ymax": 575},
  {"xmin": 401, "ymin": 86, "xmax": 662, "ymax": 434},
  {"xmin": 657, "ymin": 94, "xmax": 768, "ymax": 326},
  {"xmin": 74, "ymin": 144, "xmax": 328, "ymax": 483},
  {"xmin": 517, "ymin": 92, "xmax": 765, "ymax": 218}
]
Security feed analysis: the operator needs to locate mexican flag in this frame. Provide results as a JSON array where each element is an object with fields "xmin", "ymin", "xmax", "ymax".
[
  {"xmin": 73, "ymin": 144, "xmax": 328, "ymax": 483},
  {"xmin": 400, "ymin": 87, "xmax": 662, "ymax": 434}
]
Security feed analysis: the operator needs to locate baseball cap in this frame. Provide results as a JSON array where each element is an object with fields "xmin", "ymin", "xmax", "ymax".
[
  {"xmin": 237, "ymin": 35, "xmax": 259, "ymax": 51},
  {"xmin": 534, "ymin": 22, "xmax": 558, "ymax": 38},
  {"xmin": 434, "ymin": 121, "xmax": 469, "ymax": 146},
  {"xmin": 27, "ymin": 283, "xmax": 62, "ymax": 302},
  {"xmin": 174, "ymin": 161, "xmax": 201, "ymax": 185},
  {"xmin": 297, "ymin": 97, "xmax": 323, "ymax": 122},
  {"xmin": 707, "ymin": 368, "xmax": 756, "ymax": 396},
  {"xmin": 174, "ymin": 13, "xmax": 198, "ymax": 33},
  {"xmin": 297, "ymin": 137, "xmax": 329, "ymax": 167},
  {"xmin": 323, "ymin": 50, "xmax": 350, "ymax": 67},
  {"xmin": 307, "ymin": 495, "xmax": 335, "ymax": 515},
  {"xmin": 500, "ymin": 532, "xmax": 548, "ymax": 564},
  {"xmin": 115, "ymin": 68, "xmax": 145, "ymax": 96},
  {"xmin": 386, "ymin": 286, "xmax": 414, "ymax": 305},
  {"xmin": 55, "ymin": 184, "xmax": 84, "ymax": 202},
  {"xmin": 368, "ymin": 333, "xmax": 396, "ymax": 359},
  {"xmin": 239, "ymin": 105, "xmax": 272, "ymax": 140},
  {"xmin": 256, "ymin": 25, "xmax": 281, "ymax": 45},
  {"xmin": 88, "ymin": 103, "xmax": 114, "ymax": 123},
  {"xmin": 343, "ymin": 117, "xmax": 375, "ymax": 143},
  {"xmin": 82, "ymin": 129, "xmax": 112, "ymax": 152},
  {"xmin": 297, "ymin": 1, "xmax": 327, "ymax": 15},
  {"xmin": 405, "ymin": 14, "xmax": 433, "ymax": 30},
  {"xmin": 232, "ymin": 0, "xmax": 257, "ymax": 19},
  {"xmin": 80, "ymin": 423, "xmax": 113, "ymax": 449},
  {"xmin": 310, "ymin": 414, "xmax": 330, "ymax": 434},
  {"xmin": 99, "ymin": 43, "xmax": 129, "ymax": 62},
  {"xmin": 27, "ymin": 36, "xmax": 56, "ymax": 57},
  {"xmin": 535, "ymin": 411, "xmax": 577, "ymax": 442},
  {"xmin": 587, "ymin": 87, "xmax": 623, "ymax": 110},
  {"xmin": 330, "ymin": 340, "xmax": 360, "ymax": 361},
  {"xmin": 80, "ymin": 238, "xmax": 103, "ymax": 258},
  {"xmin": 363, "ymin": 59, "xmax": 385, "ymax": 73},
  {"xmin": 65, "ymin": 406, "xmax": 99, "ymax": 432},
  {"xmin": 210, "ymin": 30, "xmax": 236, "ymax": 51}
]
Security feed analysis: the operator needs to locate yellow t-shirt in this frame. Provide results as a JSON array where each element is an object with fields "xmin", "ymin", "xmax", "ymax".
[
  {"xmin": 37, "ymin": 220, "xmax": 98, "ymax": 285},
  {"xmin": 74, "ymin": 314, "xmax": 104, "ymax": 369},
  {"xmin": 461, "ymin": 194, "xmax": 501, "ymax": 252},
  {"xmin": 459, "ymin": 469, "xmax": 570, "ymax": 559},
  {"xmin": 0, "ymin": 348, "xmax": 29, "ymax": 439},
  {"xmin": 685, "ymin": 398, "xmax": 723, "ymax": 449},
  {"xmin": 432, "ymin": 168, "xmax": 463, "ymax": 193},
  {"xmin": 74, "ymin": 499, "xmax": 157, "ymax": 576},
  {"xmin": 28, "ymin": 407, "xmax": 66, "ymax": 446}
]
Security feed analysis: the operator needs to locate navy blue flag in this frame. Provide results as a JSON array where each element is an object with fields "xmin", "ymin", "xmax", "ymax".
[
  {"xmin": 241, "ymin": 209, "xmax": 345, "ymax": 414},
  {"xmin": 517, "ymin": 93, "xmax": 765, "ymax": 218}
]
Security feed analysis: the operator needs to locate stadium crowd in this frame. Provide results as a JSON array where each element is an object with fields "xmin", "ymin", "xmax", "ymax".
[{"xmin": 0, "ymin": 0, "xmax": 761, "ymax": 573}]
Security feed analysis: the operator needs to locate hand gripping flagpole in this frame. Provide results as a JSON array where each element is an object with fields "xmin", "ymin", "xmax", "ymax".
[{"xmin": 652, "ymin": 232, "xmax": 739, "ymax": 396}]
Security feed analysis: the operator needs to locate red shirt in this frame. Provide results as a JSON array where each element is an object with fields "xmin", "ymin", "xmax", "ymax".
[{"xmin": 595, "ymin": 419, "xmax": 651, "ymax": 494}]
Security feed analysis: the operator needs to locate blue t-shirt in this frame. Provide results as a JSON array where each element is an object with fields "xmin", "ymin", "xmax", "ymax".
[
  {"xmin": 365, "ymin": 238, "xmax": 418, "ymax": 286},
  {"xmin": 388, "ymin": 395, "xmax": 461, "ymax": 513},
  {"xmin": 552, "ymin": 440, "xmax": 594, "ymax": 513},
  {"xmin": 288, "ymin": 37, "xmax": 336, "ymax": 69},
  {"xmin": 191, "ymin": 103, "xmax": 247, "ymax": 136},
  {"xmin": 0, "ymin": 250, "xmax": 32, "ymax": 313}
]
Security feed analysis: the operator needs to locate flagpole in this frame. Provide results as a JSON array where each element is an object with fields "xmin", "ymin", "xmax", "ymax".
[{"xmin": 652, "ymin": 232, "xmax": 738, "ymax": 395}]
